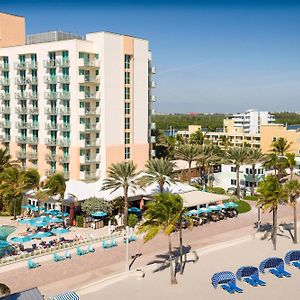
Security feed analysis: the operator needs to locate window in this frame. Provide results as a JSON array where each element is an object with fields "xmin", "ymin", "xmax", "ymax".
[
  {"xmin": 125, "ymin": 117, "xmax": 130, "ymax": 130},
  {"xmin": 79, "ymin": 69, "xmax": 85, "ymax": 76},
  {"xmin": 231, "ymin": 179, "xmax": 237, "ymax": 185},
  {"xmin": 3, "ymin": 71, "xmax": 9, "ymax": 78},
  {"xmin": 96, "ymin": 148, "xmax": 100, "ymax": 154},
  {"xmin": 231, "ymin": 166, "xmax": 236, "ymax": 172},
  {"xmin": 79, "ymin": 85, "xmax": 85, "ymax": 92},
  {"xmin": 80, "ymin": 118, "xmax": 85, "ymax": 124},
  {"xmin": 125, "ymin": 132, "xmax": 130, "ymax": 144},
  {"xmin": 125, "ymin": 72, "xmax": 130, "ymax": 84},
  {"xmin": 19, "ymin": 55, "xmax": 25, "ymax": 62},
  {"xmin": 96, "ymin": 86, "xmax": 99, "ymax": 92},
  {"xmin": 62, "ymin": 84, "xmax": 69, "ymax": 92},
  {"xmin": 95, "ymin": 70, "xmax": 99, "ymax": 76},
  {"xmin": 80, "ymin": 149, "xmax": 85, "ymax": 156},
  {"xmin": 79, "ymin": 102, "xmax": 85, "ymax": 108},
  {"xmin": 96, "ymin": 117, "xmax": 100, "ymax": 123},
  {"xmin": 62, "ymin": 67, "xmax": 69, "ymax": 75},
  {"xmin": 125, "ymin": 102, "xmax": 130, "ymax": 115},
  {"xmin": 245, "ymin": 168, "xmax": 249, "ymax": 174},
  {"xmin": 3, "ymin": 56, "xmax": 8, "ymax": 64},
  {"xmin": 96, "ymin": 101, "xmax": 100, "ymax": 107},
  {"xmin": 49, "ymin": 52, "xmax": 56, "ymax": 60},
  {"xmin": 79, "ymin": 52, "xmax": 84, "ymax": 59},
  {"xmin": 95, "ymin": 54, "xmax": 99, "ymax": 59},
  {"xmin": 125, "ymin": 87, "xmax": 130, "ymax": 100},
  {"xmin": 80, "ymin": 133, "xmax": 85, "ymax": 140},
  {"xmin": 31, "ymin": 54, "xmax": 37, "ymax": 62},
  {"xmin": 96, "ymin": 133, "xmax": 99, "ymax": 138},
  {"xmin": 32, "ymin": 70, "xmax": 37, "ymax": 77},
  {"xmin": 62, "ymin": 51, "xmax": 69, "ymax": 59},
  {"xmin": 125, "ymin": 147, "xmax": 130, "ymax": 159},
  {"xmin": 124, "ymin": 55, "xmax": 131, "ymax": 69}
]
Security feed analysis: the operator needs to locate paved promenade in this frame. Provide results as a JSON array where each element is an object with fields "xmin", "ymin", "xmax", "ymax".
[{"xmin": 0, "ymin": 201, "xmax": 298, "ymax": 297}]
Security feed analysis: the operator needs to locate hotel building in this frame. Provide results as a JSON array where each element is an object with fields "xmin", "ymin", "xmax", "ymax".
[{"xmin": 0, "ymin": 12, "xmax": 156, "ymax": 181}]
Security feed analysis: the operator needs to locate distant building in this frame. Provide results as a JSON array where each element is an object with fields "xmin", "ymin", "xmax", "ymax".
[
  {"xmin": 176, "ymin": 125, "xmax": 202, "ymax": 140},
  {"xmin": 224, "ymin": 109, "xmax": 274, "ymax": 134}
]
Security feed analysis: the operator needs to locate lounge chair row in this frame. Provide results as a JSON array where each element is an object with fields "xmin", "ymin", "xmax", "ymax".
[{"xmin": 212, "ymin": 250, "xmax": 300, "ymax": 294}]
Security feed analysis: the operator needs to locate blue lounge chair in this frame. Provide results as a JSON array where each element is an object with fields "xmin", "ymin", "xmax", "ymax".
[
  {"xmin": 88, "ymin": 244, "xmax": 95, "ymax": 253},
  {"xmin": 27, "ymin": 258, "xmax": 40, "ymax": 269},
  {"xmin": 76, "ymin": 247, "xmax": 86, "ymax": 256},
  {"xmin": 269, "ymin": 268, "xmax": 283, "ymax": 278},
  {"xmin": 228, "ymin": 281, "xmax": 243, "ymax": 293},
  {"xmin": 250, "ymin": 275, "xmax": 266, "ymax": 286},
  {"xmin": 243, "ymin": 277, "xmax": 258, "ymax": 287},
  {"xmin": 53, "ymin": 252, "xmax": 64, "ymax": 262},
  {"xmin": 277, "ymin": 266, "xmax": 291, "ymax": 278},
  {"xmin": 111, "ymin": 239, "xmax": 117, "ymax": 247},
  {"xmin": 64, "ymin": 250, "xmax": 71, "ymax": 259},
  {"xmin": 129, "ymin": 235, "xmax": 136, "ymax": 242},
  {"xmin": 102, "ymin": 240, "xmax": 109, "ymax": 249},
  {"xmin": 292, "ymin": 261, "xmax": 300, "ymax": 269},
  {"xmin": 221, "ymin": 284, "xmax": 234, "ymax": 294}
]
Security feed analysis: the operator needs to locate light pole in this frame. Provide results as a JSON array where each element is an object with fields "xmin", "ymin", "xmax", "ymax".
[{"xmin": 124, "ymin": 226, "xmax": 129, "ymax": 272}]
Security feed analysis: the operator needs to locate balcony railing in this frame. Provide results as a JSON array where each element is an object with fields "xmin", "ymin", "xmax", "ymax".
[
  {"xmin": 150, "ymin": 66, "xmax": 156, "ymax": 74},
  {"xmin": 27, "ymin": 152, "xmax": 38, "ymax": 160},
  {"xmin": 16, "ymin": 151, "xmax": 27, "ymax": 159},
  {"xmin": 80, "ymin": 171, "xmax": 98, "ymax": 180},
  {"xmin": 26, "ymin": 92, "xmax": 39, "ymax": 100},
  {"xmin": 0, "ymin": 121, "xmax": 11, "ymax": 128},
  {"xmin": 46, "ymin": 170, "xmax": 56, "ymax": 176},
  {"xmin": 45, "ymin": 154, "xmax": 57, "ymax": 162},
  {"xmin": 63, "ymin": 171, "xmax": 70, "ymax": 179},
  {"xmin": 45, "ymin": 92, "xmax": 58, "ymax": 100},
  {"xmin": 0, "ymin": 107, "xmax": 10, "ymax": 114},
  {"xmin": 150, "ymin": 95, "xmax": 156, "ymax": 102},
  {"xmin": 82, "ymin": 156, "xmax": 98, "ymax": 163},
  {"xmin": 45, "ymin": 107, "xmax": 59, "ymax": 114},
  {"xmin": 44, "ymin": 76, "xmax": 57, "ymax": 84},
  {"xmin": 27, "ymin": 61, "xmax": 38, "ymax": 69},
  {"xmin": 15, "ymin": 107, "xmax": 30, "ymax": 114},
  {"xmin": 0, "ymin": 93, "xmax": 10, "ymax": 101},
  {"xmin": 150, "ymin": 81, "xmax": 156, "ymax": 88},
  {"xmin": 15, "ymin": 92, "xmax": 27, "ymax": 100},
  {"xmin": 26, "ymin": 137, "xmax": 39, "ymax": 145},
  {"xmin": 16, "ymin": 136, "xmax": 27, "ymax": 144},
  {"xmin": 57, "ymin": 139, "xmax": 71, "ymax": 147},
  {"xmin": 0, "ymin": 63, "xmax": 9, "ymax": 71},
  {"xmin": 45, "ymin": 123, "xmax": 58, "ymax": 130},
  {"xmin": 80, "ymin": 75, "xmax": 99, "ymax": 84},
  {"xmin": 58, "ymin": 155, "xmax": 70, "ymax": 163},
  {"xmin": 79, "ymin": 59, "xmax": 100, "ymax": 68},
  {"xmin": 58, "ymin": 92, "xmax": 70, "ymax": 100},
  {"xmin": 59, "ymin": 108, "xmax": 70, "ymax": 115},
  {"xmin": 58, "ymin": 124, "xmax": 71, "ymax": 131},
  {"xmin": 16, "ymin": 122, "xmax": 33, "ymax": 129},
  {"xmin": 26, "ymin": 77, "xmax": 38, "ymax": 85},
  {"xmin": 29, "ymin": 108, "xmax": 39, "ymax": 114},
  {"xmin": 44, "ymin": 59, "xmax": 70, "ymax": 68},
  {"xmin": 0, "ymin": 78, "xmax": 10, "ymax": 85},
  {"xmin": 82, "ymin": 107, "xmax": 99, "ymax": 115},
  {"xmin": 85, "ymin": 140, "xmax": 97, "ymax": 147},
  {"xmin": 15, "ymin": 77, "xmax": 27, "ymax": 85},
  {"xmin": 0, "ymin": 135, "xmax": 10, "ymax": 142},
  {"xmin": 57, "ymin": 75, "xmax": 70, "ymax": 84},
  {"xmin": 14, "ymin": 62, "xmax": 27, "ymax": 70},
  {"xmin": 45, "ymin": 139, "xmax": 57, "ymax": 146},
  {"xmin": 84, "ymin": 123, "xmax": 98, "ymax": 131}
]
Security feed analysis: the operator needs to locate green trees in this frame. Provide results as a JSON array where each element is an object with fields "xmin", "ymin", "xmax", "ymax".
[
  {"xmin": 138, "ymin": 193, "xmax": 184, "ymax": 284},
  {"xmin": 286, "ymin": 153, "xmax": 296, "ymax": 180},
  {"xmin": 285, "ymin": 180, "xmax": 300, "ymax": 244},
  {"xmin": 102, "ymin": 161, "xmax": 140, "ymax": 227},
  {"xmin": 81, "ymin": 197, "xmax": 113, "ymax": 216},
  {"xmin": 189, "ymin": 129, "xmax": 204, "ymax": 145},
  {"xmin": 176, "ymin": 144, "xmax": 200, "ymax": 184},
  {"xmin": 272, "ymin": 137, "xmax": 292, "ymax": 156},
  {"xmin": 225, "ymin": 147, "xmax": 250, "ymax": 199},
  {"xmin": 138, "ymin": 158, "xmax": 177, "ymax": 192},
  {"xmin": 0, "ymin": 148, "xmax": 15, "ymax": 173},
  {"xmin": 257, "ymin": 175, "xmax": 288, "ymax": 250}
]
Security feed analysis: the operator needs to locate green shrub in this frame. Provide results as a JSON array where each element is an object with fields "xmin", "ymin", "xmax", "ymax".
[
  {"xmin": 0, "ymin": 212, "xmax": 10, "ymax": 217},
  {"xmin": 235, "ymin": 200, "xmax": 251, "ymax": 214},
  {"xmin": 128, "ymin": 214, "xmax": 138, "ymax": 228},
  {"xmin": 206, "ymin": 187, "xmax": 225, "ymax": 195},
  {"xmin": 75, "ymin": 215, "xmax": 84, "ymax": 227},
  {"xmin": 243, "ymin": 195, "xmax": 258, "ymax": 201}
]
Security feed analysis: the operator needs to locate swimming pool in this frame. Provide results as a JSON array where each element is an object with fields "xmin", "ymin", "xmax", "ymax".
[{"xmin": 0, "ymin": 225, "xmax": 16, "ymax": 258}]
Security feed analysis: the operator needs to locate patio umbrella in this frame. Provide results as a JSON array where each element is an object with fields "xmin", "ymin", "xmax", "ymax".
[
  {"xmin": 21, "ymin": 205, "xmax": 35, "ymax": 210},
  {"xmin": 186, "ymin": 209, "xmax": 198, "ymax": 216},
  {"xmin": 224, "ymin": 202, "xmax": 239, "ymax": 209},
  {"xmin": 91, "ymin": 211, "xmax": 107, "ymax": 217},
  {"xmin": 45, "ymin": 209, "xmax": 60, "ymax": 215},
  {"xmin": 0, "ymin": 241, "xmax": 10, "ymax": 248},
  {"xmin": 29, "ymin": 220, "xmax": 49, "ymax": 227},
  {"xmin": 18, "ymin": 218, "xmax": 32, "ymax": 225},
  {"xmin": 208, "ymin": 205, "xmax": 222, "ymax": 211},
  {"xmin": 30, "ymin": 232, "xmax": 52, "ymax": 239},
  {"xmin": 197, "ymin": 207, "xmax": 212, "ymax": 214},
  {"xmin": 128, "ymin": 207, "xmax": 141, "ymax": 213},
  {"xmin": 51, "ymin": 228, "xmax": 70, "ymax": 236},
  {"xmin": 34, "ymin": 216, "xmax": 52, "ymax": 223},
  {"xmin": 50, "ymin": 218, "xmax": 64, "ymax": 223},
  {"xmin": 217, "ymin": 204, "xmax": 226, "ymax": 209},
  {"xmin": 11, "ymin": 236, "xmax": 32, "ymax": 243},
  {"xmin": 56, "ymin": 212, "xmax": 69, "ymax": 218}
]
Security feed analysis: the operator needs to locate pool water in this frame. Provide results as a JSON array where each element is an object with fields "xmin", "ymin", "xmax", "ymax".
[{"xmin": 0, "ymin": 225, "xmax": 16, "ymax": 258}]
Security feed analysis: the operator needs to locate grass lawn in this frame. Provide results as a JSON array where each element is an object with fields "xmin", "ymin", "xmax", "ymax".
[{"xmin": 236, "ymin": 200, "xmax": 252, "ymax": 214}]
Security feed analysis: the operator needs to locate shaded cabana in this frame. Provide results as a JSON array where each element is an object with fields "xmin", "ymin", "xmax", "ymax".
[
  {"xmin": 236, "ymin": 266, "xmax": 259, "ymax": 280},
  {"xmin": 211, "ymin": 271, "xmax": 236, "ymax": 289},
  {"xmin": 259, "ymin": 257, "xmax": 284, "ymax": 273},
  {"xmin": 284, "ymin": 250, "xmax": 300, "ymax": 265}
]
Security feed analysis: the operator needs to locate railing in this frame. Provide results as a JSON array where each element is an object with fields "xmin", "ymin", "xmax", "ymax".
[
  {"xmin": 45, "ymin": 154, "xmax": 57, "ymax": 161},
  {"xmin": 59, "ymin": 155, "xmax": 70, "ymax": 163},
  {"xmin": 15, "ymin": 93, "xmax": 27, "ymax": 100},
  {"xmin": 0, "ymin": 121, "xmax": 11, "ymax": 128},
  {"xmin": 44, "ymin": 92, "xmax": 58, "ymax": 100},
  {"xmin": 15, "ymin": 107, "xmax": 30, "ymax": 114},
  {"xmin": 0, "ymin": 135, "xmax": 10, "ymax": 142},
  {"xmin": 58, "ymin": 124, "xmax": 71, "ymax": 131},
  {"xmin": 84, "ymin": 123, "xmax": 98, "ymax": 131},
  {"xmin": 44, "ymin": 76, "xmax": 57, "ymax": 84},
  {"xmin": 16, "ymin": 122, "xmax": 31, "ymax": 129},
  {"xmin": 26, "ymin": 137, "xmax": 39, "ymax": 145},
  {"xmin": 16, "ymin": 137, "xmax": 27, "ymax": 144},
  {"xmin": 26, "ymin": 92, "xmax": 39, "ymax": 100},
  {"xmin": 44, "ymin": 59, "xmax": 70, "ymax": 68},
  {"xmin": 14, "ymin": 62, "xmax": 26, "ymax": 70},
  {"xmin": 0, "ymin": 107, "xmax": 10, "ymax": 113},
  {"xmin": 0, "ymin": 93, "xmax": 10, "ymax": 100},
  {"xmin": 15, "ymin": 77, "xmax": 27, "ymax": 85},
  {"xmin": 46, "ymin": 169, "xmax": 56, "ymax": 176},
  {"xmin": 85, "ymin": 140, "xmax": 97, "ymax": 147},
  {"xmin": 29, "ymin": 108, "xmax": 39, "ymax": 114},
  {"xmin": 45, "ymin": 107, "xmax": 58, "ymax": 114},
  {"xmin": 57, "ymin": 75, "xmax": 70, "ymax": 84},
  {"xmin": 57, "ymin": 139, "xmax": 71, "ymax": 147},
  {"xmin": 16, "ymin": 151, "xmax": 27, "ymax": 159},
  {"xmin": 27, "ymin": 152, "xmax": 38, "ymax": 160},
  {"xmin": 45, "ymin": 123, "xmax": 58, "ymax": 130},
  {"xmin": 0, "ymin": 78, "xmax": 10, "ymax": 85},
  {"xmin": 58, "ymin": 92, "xmax": 70, "ymax": 100},
  {"xmin": 0, "ymin": 63, "xmax": 9, "ymax": 71},
  {"xmin": 45, "ymin": 139, "xmax": 57, "ymax": 146},
  {"xmin": 26, "ymin": 77, "xmax": 38, "ymax": 85},
  {"xmin": 59, "ymin": 108, "xmax": 70, "ymax": 115},
  {"xmin": 27, "ymin": 61, "xmax": 38, "ymax": 69}
]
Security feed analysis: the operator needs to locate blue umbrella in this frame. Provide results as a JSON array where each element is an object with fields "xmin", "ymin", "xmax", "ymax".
[
  {"xmin": 50, "ymin": 218, "xmax": 64, "ymax": 223},
  {"xmin": 21, "ymin": 205, "xmax": 35, "ymax": 210},
  {"xmin": 45, "ymin": 209, "xmax": 60, "ymax": 215},
  {"xmin": 11, "ymin": 236, "xmax": 32, "ymax": 243},
  {"xmin": 18, "ymin": 218, "xmax": 32, "ymax": 224},
  {"xmin": 224, "ymin": 202, "xmax": 239, "ymax": 209},
  {"xmin": 217, "ymin": 204, "xmax": 226, "ymax": 209},
  {"xmin": 197, "ymin": 207, "xmax": 212, "ymax": 214},
  {"xmin": 128, "ymin": 207, "xmax": 141, "ymax": 213},
  {"xmin": 91, "ymin": 211, "xmax": 107, "ymax": 217},
  {"xmin": 208, "ymin": 205, "xmax": 222, "ymax": 211},
  {"xmin": 0, "ymin": 241, "xmax": 10, "ymax": 248},
  {"xmin": 34, "ymin": 216, "xmax": 52, "ymax": 223},
  {"xmin": 29, "ymin": 220, "xmax": 49, "ymax": 227},
  {"xmin": 30, "ymin": 232, "xmax": 52, "ymax": 239},
  {"xmin": 51, "ymin": 228, "xmax": 70, "ymax": 235},
  {"xmin": 56, "ymin": 212, "xmax": 69, "ymax": 217},
  {"xmin": 186, "ymin": 209, "xmax": 198, "ymax": 216}
]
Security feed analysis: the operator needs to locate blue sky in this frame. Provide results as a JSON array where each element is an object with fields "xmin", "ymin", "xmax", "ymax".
[{"xmin": 2, "ymin": 0, "xmax": 300, "ymax": 113}]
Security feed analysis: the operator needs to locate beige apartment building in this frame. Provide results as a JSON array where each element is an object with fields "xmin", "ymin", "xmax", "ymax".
[{"xmin": 0, "ymin": 13, "xmax": 156, "ymax": 181}]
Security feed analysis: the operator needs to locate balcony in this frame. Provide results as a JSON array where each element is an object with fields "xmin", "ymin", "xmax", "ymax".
[
  {"xmin": 45, "ymin": 139, "xmax": 57, "ymax": 146},
  {"xmin": 45, "ymin": 107, "xmax": 59, "ymax": 115},
  {"xmin": 16, "ymin": 122, "xmax": 37, "ymax": 129},
  {"xmin": 59, "ymin": 59, "xmax": 70, "ymax": 67},
  {"xmin": 45, "ymin": 154, "xmax": 57, "ymax": 162},
  {"xmin": 27, "ymin": 61, "xmax": 38, "ymax": 69},
  {"xmin": 80, "ymin": 155, "xmax": 98, "ymax": 164},
  {"xmin": 46, "ymin": 170, "xmax": 56, "ymax": 177},
  {"xmin": 15, "ymin": 77, "xmax": 27, "ymax": 85},
  {"xmin": 59, "ymin": 108, "xmax": 70, "ymax": 115},
  {"xmin": 43, "ymin": 59, "xmax": 59, "ymax": 68},
  {"xmin": 0, "ymin": 135, "xmax": 10, "ymax": 142},
  {"xmin": 27, "ymin": 152, "xmax": 38, "ymax": 160},
  {"xmin": 58, "ymin": 155, "xmax": 70, "ymax": 163},
  {"xmin": 150, "ymin": 66, "xmax": 156, "ymax": 74},
  {"xmin": 57, "ymin": 75, "xmax": 70, "ymax": 84},
  {"xmin": 80, "ymin": 107, "xmax": 100, "ymax": 116},
  {"xmin": 58, "ymin": 92, "xmax": 70, "ymax": 100},
  {"xmin": 151, "ymin": 149, "xmax": 156, "ymax": 157},
  {"xmin": 45, "ymin": 123, "xmax": 58, "ymax": 130},
  {"xmin": 15, "ymin": 107, "xmax": 30, "ymax": 114},
  {"xmin": 0, "ymin": 78, "xmax": 10, "ymax": 85},
  {"xmin": 79, "ymin": 75, "xmax": 99, "ymax": 84},
  {"xmin": 150, "ymin": 95, "xmax": 156, "ymax": 102},
  {"xmin": 0, "ymin": 63, "xmax": 9, "ymax": 71},
  {"xmin": 84, "ymin": 123, "xmax": 99, "ymax": 132},
  {"xmin": 15, "ymin": 92, "xmax": 27, "ymax": 100},
  {"xmin": 29, "ymin": 108, "xmax": 39, "ymax": 114},
  {"xmin": 16, "ymin": 151, "xmax": 27, "ymax": 159},
  {"xmin": 57, "ymin": 139, "xmax": 71, "ymax": 147},
  {"xmin": 150, "ymin": 81, "xmax": 156, "ymax": 88},
  {"xmin": 79, "ymin": 92, "xmax": 100, "ymax": 100},
  {"xmin": 26, "ymin": 77, "xmax": 38, "ymax": 85},
  {"xmin": 79, "ymin": 58, "xmax": 100, "ymax": 68},
  {"xmin": 45, "ymin": 92, "xmax": 58, "ymax": 100},
  {"xmin": 0, "ymin": 121, "xmax": 11, "ymax": 128},
  {"xmin": 150, "ymin": 136, "xmax": 156, "ymax": 143},
  {"xmin": 58, "ymin": 124, "xmax": 71, "ymax": 131},
  {"xmin": 84, "ymin": 140, "xmax": 97, "ymax": 147},
  {"xmin": 44, "ymin": 76, "xmax": 57, "ymax": 84},
  {"xmin": 0, "ymin": 107, "xmax": 10, "ymax": 114},
  {"xmin": 26, "ymin": 92, "xmax": 38, "ymax": 100},
  {"xmin": 26, "ymin": 137, "xmax": 39, "ymax": 145},
  {"xmin": 16, "ymin": 136, "xmax": 27, "ymax": 144},
  {"xmin": 150, "ymin": 123, "xmax": 156, "ymax": 130},
  {"xmin": 80, "ymin": 171, "xmax": 98, "ymax": 180},
  {"xmin": 0, "ymin": 93, "xmax": 10, "ymax": 101},
  {"xmin": 14, "ymin": 62, "xmax": 26, "ymax": 70}
]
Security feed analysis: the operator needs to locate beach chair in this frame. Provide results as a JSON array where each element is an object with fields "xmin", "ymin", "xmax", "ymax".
[
  {"xmin": 76, "ymin": 247, "xmax": 85, "ymax": 256},
  {"xmin": 102, "ymin": 240, "xmax": 109, "ymax": 249},
  {"xmin": 228, "ymin": 281, "xmax": 243, "ymax": 293},
  {"xmin": 27, "ymin": 258, "xmax": 40, "ymax": 269},
  {"xmin": 111, "ymin": 239, "xmax": 117, "ymax": 247},
  {"xmin": 64, "ymin": 250, "xmax": 71, "ymax": 259},
  {"xmin": 269, "ymin": 268, "xmax": 283, "ymax": 278},
  {"xmin": 243, "ymin": 277, "xmax": 258, "ymax": 287},
  {"xmin": 87, "ymin": 244, "xmax": 95, "ymax": 253},
  {"xmin": 220, "ymin": 284, "xmax": 234, "ymax": 294},
  {"xmin": 276, "ymin": 266, "xmax": 291, "ymax": 277},
  {"xmin": 292, "ymin": 261, "xmax": 300, "ymax": 269},
  {"xmin": 53, "ymin": 252, "xmax": 64, "ymax": 262},
  {"xmin": 250, "ymin": 275, "xmax": 266, "ymax": 286},
  {"xmin": 129, "ymin": 235, "xmax": 137, "ymax": 242}
]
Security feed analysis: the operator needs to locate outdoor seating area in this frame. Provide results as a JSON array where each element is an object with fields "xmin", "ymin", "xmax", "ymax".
[
  {"xmin": 212, "ymin": 250, "xmax": 300, "ymax": 294},
  {"xmin": 102, "ymin": 239, "xmax": 117, "ymax": 249}
]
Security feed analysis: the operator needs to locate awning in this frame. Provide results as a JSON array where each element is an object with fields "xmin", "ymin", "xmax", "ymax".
[
  {"xmin": 51, "ymin": 291, "xmax": 80, "ymax": 300},
  {"xmin": 181, "ymin": 190, "xmax": 230, "ymax": 208},
  {"xmin": 3, "ymin": 287, "xmax": 43, "ymax": 300}
]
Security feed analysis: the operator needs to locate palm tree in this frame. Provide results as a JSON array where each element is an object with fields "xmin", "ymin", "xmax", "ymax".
[
  {"xmin": 138, "ymin": 193, "xmax": 184, "ymax": 284},
  {"xmin": 176, "ymin": 144, "xmax": 200, "ymax": 184},
  {"xmin": 272, "ymin": 137, "xmax": 292, "ymax": 156},
  {"xmin": 102, "ymin": 161, "xmax": 140, "ymax": 227},
  {"xmin": 138, "ymin": 158, "xmax": 177, "ymax": 192},
  {"xmin": 0, "ymin": 148, "xmax": 18, "ymax": 173},
  {"xmin": 0, "ymin": 167, "xmax": 37, "ymax": 219},
  {"xmin": 263, "ymin": 153, "xmax": 287, "ymax": 179},
  {"xmin": 284, "ymin": 179, "xmax": 300, "ymax": 244},
  {"xmin": 44, "ymin": 173, "xmax": 66, "ymax": 213},
  {"xmin": 286, "ymin": 153, "xmax": 296, "ymax": 180},
  {"xmin": 257, "ymin": 175, "xmax": 288, "ymax": 250},
  {"xmin": 189, "ymin": 129, "xmax": 204, "ymax": 145},
  {"xmin": 246, "ymin": 148, "xmax": 266, "ymax": 196},
  {"xmin": 220, "ymin": 135, "xmax": 231, "ymax": 150},
  {"xmin": 225, "ymin": 147, "xmax": 250, "ymax": 199}
]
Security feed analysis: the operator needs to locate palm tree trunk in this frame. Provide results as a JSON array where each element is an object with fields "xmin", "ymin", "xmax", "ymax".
[
  {"xmin": 123, "ymin": 187, "xmax": 129, "ymax": 227},
  {"xmin": 13, "ymin": 198, "xmax": 17, "ymax": 220},
  {"xmin": 188, "ymin": 161, "xmax": 192, "ymax": 185},
  {"xmin": 251, "ymin": 164, "xmax": 255, "ymax": 196},
  {"xmin": 272, "ymin": 206, "xmax": 278, "ymax": 250},
  {"xmin": 168, "ymin": 235, "xmax": 177, "ymax": 284},
  {"xmin": 179, "ymin": 213, "xmax": 183, "ymax": 275},
  {"xmin": 236, "ymin": 165, "xmax": 240, "ymax": 199},
  {"xmin": 257, "ymin": 206, "xmax": 261, "ymax": 231},
  {"xmin": 290, "ymin": 168, "xmax": 293, "ymax": 180},
  {"xmin": 294, "ymin": 204, "xmax": 297, "ymax": 244}
]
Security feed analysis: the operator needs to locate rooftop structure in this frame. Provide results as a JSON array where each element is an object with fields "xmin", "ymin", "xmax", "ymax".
[{"xmin": 27, "ymin": 31, "xmax": 83, "ymax": 44}]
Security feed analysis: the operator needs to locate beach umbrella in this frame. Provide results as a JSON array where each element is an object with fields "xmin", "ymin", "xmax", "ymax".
[
  {"xmin": 186, "ymin": 209, "xmax": 198, "ymax": 216},
  {"xmin": 224, "ymin": 202, "xmax": 239, "ymax": 209},
  {"xmin": 30, "ymin": 232, "xmax": 52, "ymax": 239},
  {"xmin": 11, "ymin": 236, "xmax": 32, "ymax": 243},
  {"xmin": 21, "ymin": 205, "xmax": 35, "ymax": 210},
  {"xmin": 18, "ymin": 218, "xmax": 32, "ymax": 225},
  {"xmin": 29, "ymin": 220, "xmax": 49, "ymax": 227},
  {"xmin": 45, "ymin": 209, "xmax": 60, "ymax": 215},
  {"xmin": 50, "ymin": 218, "xmax": 64, "ymax": 223},
  {"xmin": 56, "ymin": 212, "xmax": 69, "ymax": 218},
  {"xmin": 34, "ymin": 216, "xmax": 52, "ymax": 223},
  {"xmin": 51, "ymin": 228, "xmax": 70, "ymax": 236},
  {"xmin": 91, "ymin": 211, "xmax": 107, "ymax": 217},
  {"xmin": 197, "ymin": 207, "xmax": 212, "ymax": 214},
  {"xmin": 128, "ymin": 207, "xmax": 141, "ymax": 213},
  {"xmin": 208, "ymin": 205, "xmax": 222, "ymax": 211},
  {"xmin": 0, "ymin": 241, "xmax": 10, "ymax": 248},
  {"xmin": 217, "ymin": 204, "xmax": 226, "ymax": 209}
]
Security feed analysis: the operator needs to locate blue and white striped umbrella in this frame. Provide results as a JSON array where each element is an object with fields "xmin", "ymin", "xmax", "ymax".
[{"xmin": 51, "ymin": 291, "xmax": 79, "ymax": 300}]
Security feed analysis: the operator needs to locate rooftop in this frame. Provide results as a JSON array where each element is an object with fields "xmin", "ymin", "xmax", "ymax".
[{"xmin": 27, "ymin": 31, "xmax": 83, "ymax": 45}]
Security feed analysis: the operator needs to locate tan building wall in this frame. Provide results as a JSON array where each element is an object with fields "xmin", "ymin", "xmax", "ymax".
[
  {"xmin": 0, "ymin": 13, "xmax": 26, "ymax": 48},
  {"xmin": 260, "ymin": 124, "xmax": 300, "ymax": 154},
  {"xmin": 224, "ymin": 119, "xmax": 244, "ymax": 134}
]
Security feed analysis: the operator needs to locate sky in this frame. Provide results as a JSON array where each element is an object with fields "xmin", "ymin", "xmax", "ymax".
[{"xmin": 2, "ymin": 0, "xmax": 300, "ymax": 113}]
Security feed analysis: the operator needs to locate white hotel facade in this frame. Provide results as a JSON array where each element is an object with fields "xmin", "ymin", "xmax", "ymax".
[{"xmin": 0, "ymin": 13, "xmax": 156, "ymax": 181}]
